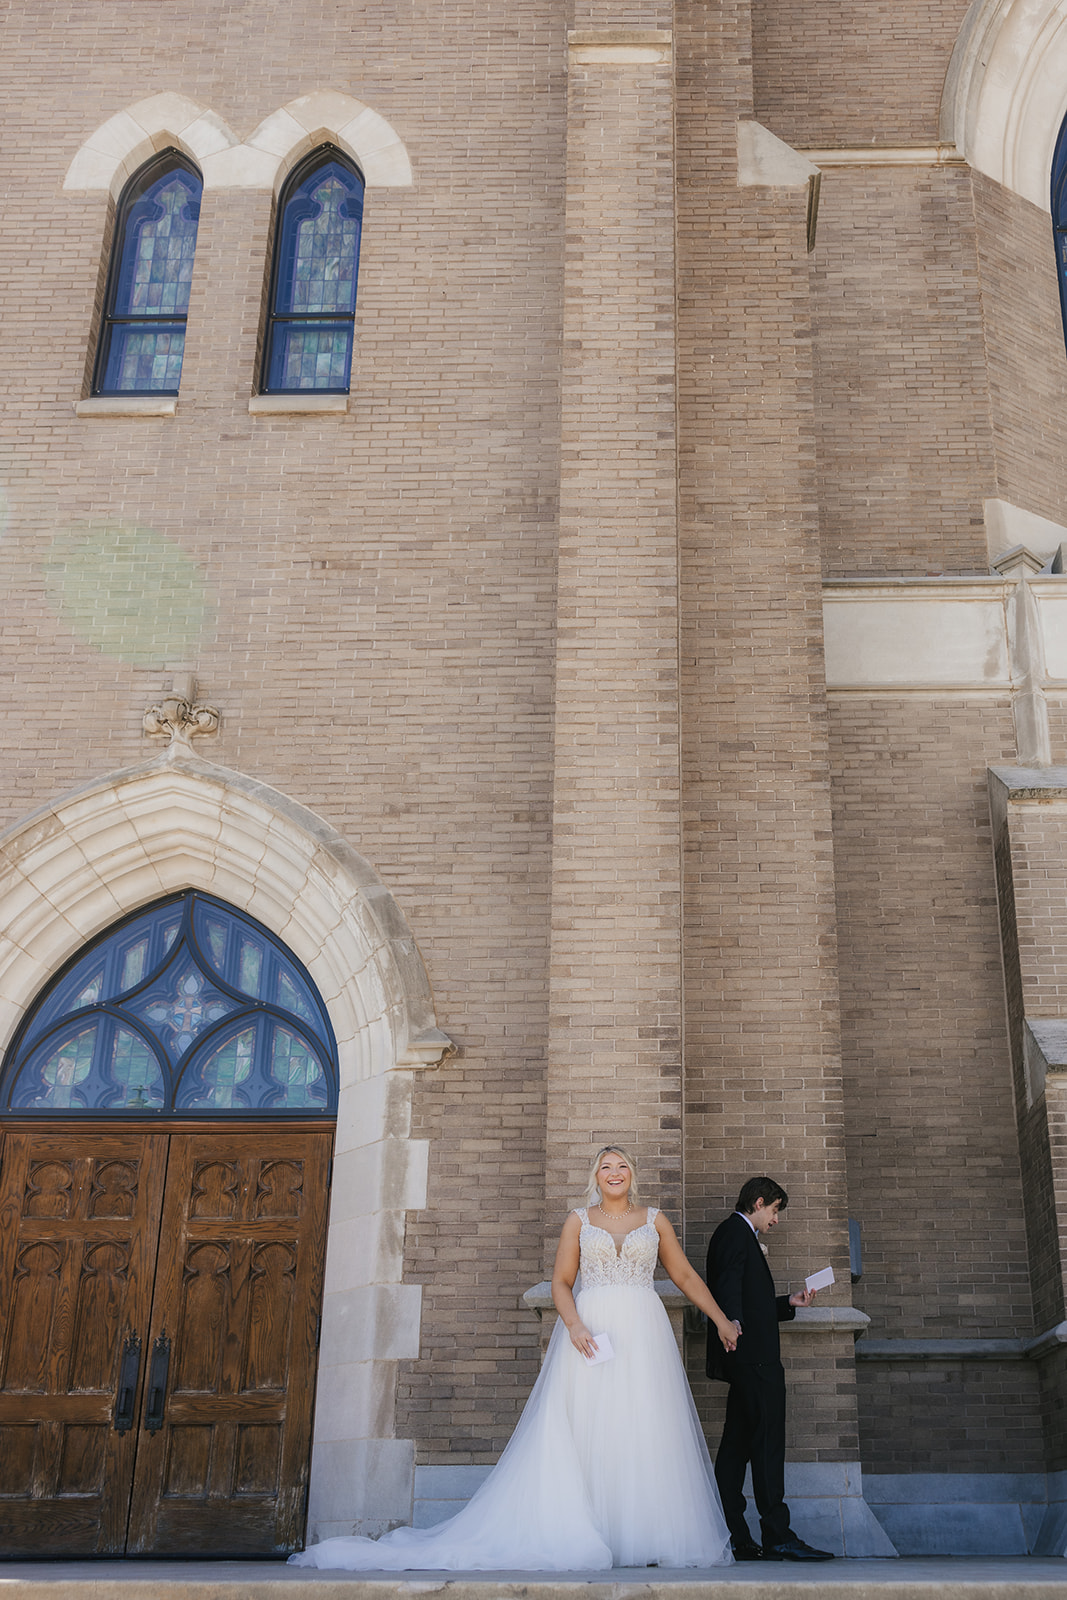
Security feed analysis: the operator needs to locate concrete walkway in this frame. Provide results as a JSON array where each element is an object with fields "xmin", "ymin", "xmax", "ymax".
[{"xmin": 0, "ymin": 1558, "xmax": 1065, "ymax": 1599}]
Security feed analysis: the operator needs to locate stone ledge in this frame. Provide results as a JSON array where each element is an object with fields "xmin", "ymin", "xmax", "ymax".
[
  {"xmin": 989, "ymin": 764, "xmax": 1067, "ymax": 800},
  {"xmin": 855, "ymin": 1322, "xmax": 1067, "ymax": 1361},
  {"xmin": 74, "ymin": 396, "xmax": 176, "ymax": 417},
  {"xmin": 567, "ymin": 28, "xmax": 672, "ymax": 44},
  {"xmin": 392, "ymin": 1028, "xmax": 456, "ymax": 1069},
  {"xmin": 799, "ymin": 143, "xmax": 966, "ymax": 167},
  {"xmin": 248, "ymin": 393, "xmax": 348, "ymax": 415},
  {"xmin": 567, "ymin": 28, "xmax": 672, "ymax": 64},
  {"xmin": 790, "ymin": 1305, "xmax": 871, "ymax": 1333}
]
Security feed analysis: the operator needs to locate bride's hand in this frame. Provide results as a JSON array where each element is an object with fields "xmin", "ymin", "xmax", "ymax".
[
  {"xmin": 567, "ymin": 1321, "xmax": 598, "ymax": 1359},
  {"xmin": 716, "ymin": 1317, "xmax": 740, "ymax": 1353}
]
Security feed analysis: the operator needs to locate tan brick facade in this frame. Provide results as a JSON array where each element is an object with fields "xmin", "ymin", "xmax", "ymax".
[{"xmin": 3, "ymin": 0, "xmax": 1067, "ymax": 1559}]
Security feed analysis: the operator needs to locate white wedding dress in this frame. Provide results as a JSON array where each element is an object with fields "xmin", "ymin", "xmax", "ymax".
[{"xmin": 289, "ymin": 1208, "xmax": 733, "ymax": 1571}]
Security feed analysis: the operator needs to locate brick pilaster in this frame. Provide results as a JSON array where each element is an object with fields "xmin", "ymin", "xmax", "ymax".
[{"xmin": 545, "ymin": 10, "xmax": 683, "ymax": 1226}]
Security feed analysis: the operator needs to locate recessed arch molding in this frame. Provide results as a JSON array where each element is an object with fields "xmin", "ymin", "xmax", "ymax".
[{"xmin": 942, "ymin": 0, "xmax": 1067, "ymax": 210}]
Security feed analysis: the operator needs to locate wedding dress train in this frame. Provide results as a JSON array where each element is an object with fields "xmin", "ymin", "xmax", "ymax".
[{"xmin": 289, "ymin": 1207, "xmax": 733, "ymax": 1571}]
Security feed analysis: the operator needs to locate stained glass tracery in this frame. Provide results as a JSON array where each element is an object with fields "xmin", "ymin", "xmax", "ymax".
[
  {"xmin": 1, "ymin": 892, "xmax": 336, "ymax": 1116},
  {"xmin": 94, "ymin": 152, "xmax": 203, "ymax": 396},
  {"xmin": 262, "ymin": 150, "xmax": 365, "ymax": 393}
]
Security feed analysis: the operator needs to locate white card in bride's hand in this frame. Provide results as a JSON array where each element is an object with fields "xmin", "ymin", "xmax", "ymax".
[{"xmin": 584, "ymin": 1334, "xmax": 615, "ymax": 1365}]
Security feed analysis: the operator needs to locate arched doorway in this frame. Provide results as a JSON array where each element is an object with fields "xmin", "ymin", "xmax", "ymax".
[
  {"xmin": 0, "ymin": 891, "xmax": 337, "ymax": 1556},
  {"xmin": 0, "ymin": 754, "xmax": 452, "ymax": 1547}
]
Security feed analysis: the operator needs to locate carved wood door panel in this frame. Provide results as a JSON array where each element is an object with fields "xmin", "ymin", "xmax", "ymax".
[
  {"xmin": 126, "ymin": 1129, "xmax": 331, "ymax": 1554},
  {"xmin": 0, "ymin": 1129, "xmax": 167, "ymax": 1554},
  {"xmin": 0, "ymin": 1125, "xmax": 331, "ymax": 1557}
]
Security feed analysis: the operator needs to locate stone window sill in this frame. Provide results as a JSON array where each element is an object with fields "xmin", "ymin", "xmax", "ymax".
[
  {"xmin": 75, "ymin": 397, "xmax": 177, "ymax": 418},
  {"xmin": 248, "ymin": 394, "xmax": 348, "ymax": 415}
]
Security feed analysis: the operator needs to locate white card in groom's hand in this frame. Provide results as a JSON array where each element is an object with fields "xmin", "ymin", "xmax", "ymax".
[
  {"xmin": 584, "ymin": 1333, "xmax": 615, "ymax": 1365},
  {"xmin": 805, "ymin": 1265, "xmax": 835, "ymax": 1293}
]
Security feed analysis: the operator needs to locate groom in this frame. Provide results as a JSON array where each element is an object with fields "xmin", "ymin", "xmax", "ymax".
[{"xmin": 705, "ymin": 1176, "xmax": 834, "ymax": 1562}]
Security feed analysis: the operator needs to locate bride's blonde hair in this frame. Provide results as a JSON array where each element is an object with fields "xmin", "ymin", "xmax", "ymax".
[{"xmin": 583, "ymin": 1144, "xmax": 640, "ymax": 1207}]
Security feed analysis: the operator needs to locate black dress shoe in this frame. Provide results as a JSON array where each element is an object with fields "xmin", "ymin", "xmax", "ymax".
[
  {"xmin": 730, "ymin": 1538, "xmax": 763, "ymax": 1560},
  {"xmin": 762, "ymin": 1535, "xmax": 835, "ymax": 1561}
]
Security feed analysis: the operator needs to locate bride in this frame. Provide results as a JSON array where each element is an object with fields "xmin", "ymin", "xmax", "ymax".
[{"xmin": 290, "ymin": 1145, "xmax": 738, "ymax": 1571}]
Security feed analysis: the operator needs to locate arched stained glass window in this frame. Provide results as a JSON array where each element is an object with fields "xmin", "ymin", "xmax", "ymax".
[
  {"xmin": 262, "ymin": 148, "xmax": 365, "ymax": 394},
  {"xmin": 0, "ymin": 892, "xmax": 337, "ymax": 1116},
  {"xmin": 1052, "ymin": 114, "xmax": 1067, "ymax": 358},
  {"xmin": 94, "ymin": 151, "xmax": 202, "ymax": 396}
]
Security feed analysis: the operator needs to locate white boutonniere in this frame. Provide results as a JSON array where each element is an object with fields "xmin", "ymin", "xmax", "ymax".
[{"xmin": 759, "ymin": 1242, "xmax": 769, "ymax": 1257}]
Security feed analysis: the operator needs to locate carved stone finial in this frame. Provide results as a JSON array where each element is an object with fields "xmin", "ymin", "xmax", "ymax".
[{"xmin": 143, "ymin": 694, "xmax": 220, "ymax": 753}]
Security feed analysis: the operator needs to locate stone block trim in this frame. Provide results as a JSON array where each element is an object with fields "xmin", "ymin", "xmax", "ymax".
[{"xmin": 64, "ymin": 90, "xmax": 413, "ymax": 197}]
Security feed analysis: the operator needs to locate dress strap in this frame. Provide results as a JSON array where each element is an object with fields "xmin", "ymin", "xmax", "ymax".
[
  {"xmin": 574, "ymin": 1207, "xmax": 588, "ymax": 1223},
  {"xmin": 647, "ymin": 1206, "xmax": 659, "ymax": 1222}
]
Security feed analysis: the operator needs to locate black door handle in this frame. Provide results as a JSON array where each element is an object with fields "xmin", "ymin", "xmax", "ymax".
[
  {"xmin": 113, "ymin": 1333, "xmax": 141, "ymax": 1433},
  {"xmin": 144, "ymin": 1333, "xmax": 171, "ymax": 1433}
]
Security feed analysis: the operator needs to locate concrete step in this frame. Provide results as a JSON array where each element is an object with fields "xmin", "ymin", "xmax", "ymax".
[{"xmin": 0, "ymin": 1557, "xmax": 1065, "ymax": 1599}]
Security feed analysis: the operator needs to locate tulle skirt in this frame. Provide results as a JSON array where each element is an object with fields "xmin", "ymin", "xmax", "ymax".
[{"xmin": 289, "ymin": 1282, "xmax": 733, "ymax": 1571}]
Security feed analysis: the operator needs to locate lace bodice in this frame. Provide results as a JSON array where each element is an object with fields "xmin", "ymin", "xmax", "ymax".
[{"xmin": 577, "ymin": 1207, "xmax": 660, "ymax": 1289}]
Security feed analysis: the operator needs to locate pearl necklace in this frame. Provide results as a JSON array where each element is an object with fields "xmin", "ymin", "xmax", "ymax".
[{"xmin": 596, "ymin": 1197, "xmax": 633, "ymax": 1225}]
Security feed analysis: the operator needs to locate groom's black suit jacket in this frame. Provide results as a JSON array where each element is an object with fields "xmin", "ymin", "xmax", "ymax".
[{"xmin": 705, "ymin": 1211, "xmax": 796, "ymax": 1381}]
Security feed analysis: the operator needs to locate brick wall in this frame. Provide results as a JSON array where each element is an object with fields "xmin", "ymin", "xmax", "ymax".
[
  {"xmin": 811, "ymin": 167, "xmax": 994, "ymax": 579},
  {"xmin": 972, "ymin": 174, "xmax": 1067, "ymax": 527},
  {"xmin": 0, "ymin": 0, "xmax": 567, "ymax": 1465},
  {"xmin": 999, "ymin": 799, "xmax": 1067, "ymax": 1373},
  {"xmin": 751, "ymin": 0, "xmax": 971, "ymax": 148},
  {"xmin": 675, "ymin": 0, "xmax": 855, "ymax": 1462},
  {"xmin": 857, "ymin": 1360, "xmax": 1044, "ymax": 1474},
  {"xmin": 1007, "ymin": 805, "xmax": 1067, "ymax": 1020},
  {"xmin": 1038, "ymin": 1343, "xmax": 1067, "ymax": 1473},
  {"xmin": 829, "ymin": 697, "xmax": 1037, "ymax": 1468},
  {"xmin": 830, "ymin": 698, "xmax": 1027, "ymax": 1335},
  {"xmin": 688, "ymin": 1330, "xmax": 861, "ymax": 1464}
]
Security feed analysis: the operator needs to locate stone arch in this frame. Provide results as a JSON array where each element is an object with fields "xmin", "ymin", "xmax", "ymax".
[
  {"xmin": 941, "ymin": 0, "xmax": 1067, "ymax": 210},
  {"xmin": 0, "ymin": 751, "xmax": 450, "ymax": 1538},
  {"xmin": 64, "ymin": 90, "xmax": 413, "ymax": 196},
  {"xmin": 62, "ymin": 92, "xmax": 239, "ymax": 198},
  {"xmin": 242, "ymin": 91, "xmax": 414, "ymax": 191}
]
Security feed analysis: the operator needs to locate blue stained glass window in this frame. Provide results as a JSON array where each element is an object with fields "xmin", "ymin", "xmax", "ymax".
[
  {"xmin": 94, "ymin": 152, "xmax": 202, "ymax": 396},
  {"xmin": 262, "ymin": 149, "xmax": 364, "ymax": 394},
  {"xmin": 0, "ymin": 892, "xmax": 337, "ymax": 1117},
  {"xmin": 270, "ymin": 1027, "xmax": 328, "ymax": 1108},
  {"xmin": 176, "ymin": 1025, "xmax": 257, "ymax": 1111},
  {"xmin": 32, "ymin": 1026, "xmax": 97, "ymax": 1109},
  {"xmin": 1053, "ymin": 115, "xmax": 1067, "ymax": 360}
]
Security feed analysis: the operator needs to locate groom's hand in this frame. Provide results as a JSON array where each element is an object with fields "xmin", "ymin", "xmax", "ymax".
[
  {"xmin": 789, "ymin": 1289, "xmax": 816, "ymax": 1308},
  {"xmin": 717, "ymin": 1318, "xmax": 741, "ymax": 1352}
]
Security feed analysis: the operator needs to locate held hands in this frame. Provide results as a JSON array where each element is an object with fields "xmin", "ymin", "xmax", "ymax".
[
  {"xmin": 716, "ymin": 1316, "xmax": 741, "ymax": 1353},
  {"xmin": 567, "ymin": 1320, "xmax": 598, "ymax": 1359}
]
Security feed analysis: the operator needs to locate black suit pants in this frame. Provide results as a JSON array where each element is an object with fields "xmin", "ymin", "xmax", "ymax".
[{"xmin": 714, "ymin": 1362, "xmax": 790, "ymax": 1545}]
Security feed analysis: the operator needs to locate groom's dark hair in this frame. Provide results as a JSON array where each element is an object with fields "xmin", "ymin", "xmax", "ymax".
[{"xmin": 736, "ymin": 1176, "xmax": 789, "ymax": 1214}]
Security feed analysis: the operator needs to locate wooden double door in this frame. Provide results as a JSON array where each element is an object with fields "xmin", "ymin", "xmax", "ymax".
[{"xmin": 0, "ymin": 1123, "xmax": 332, "ymax": 1556}]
